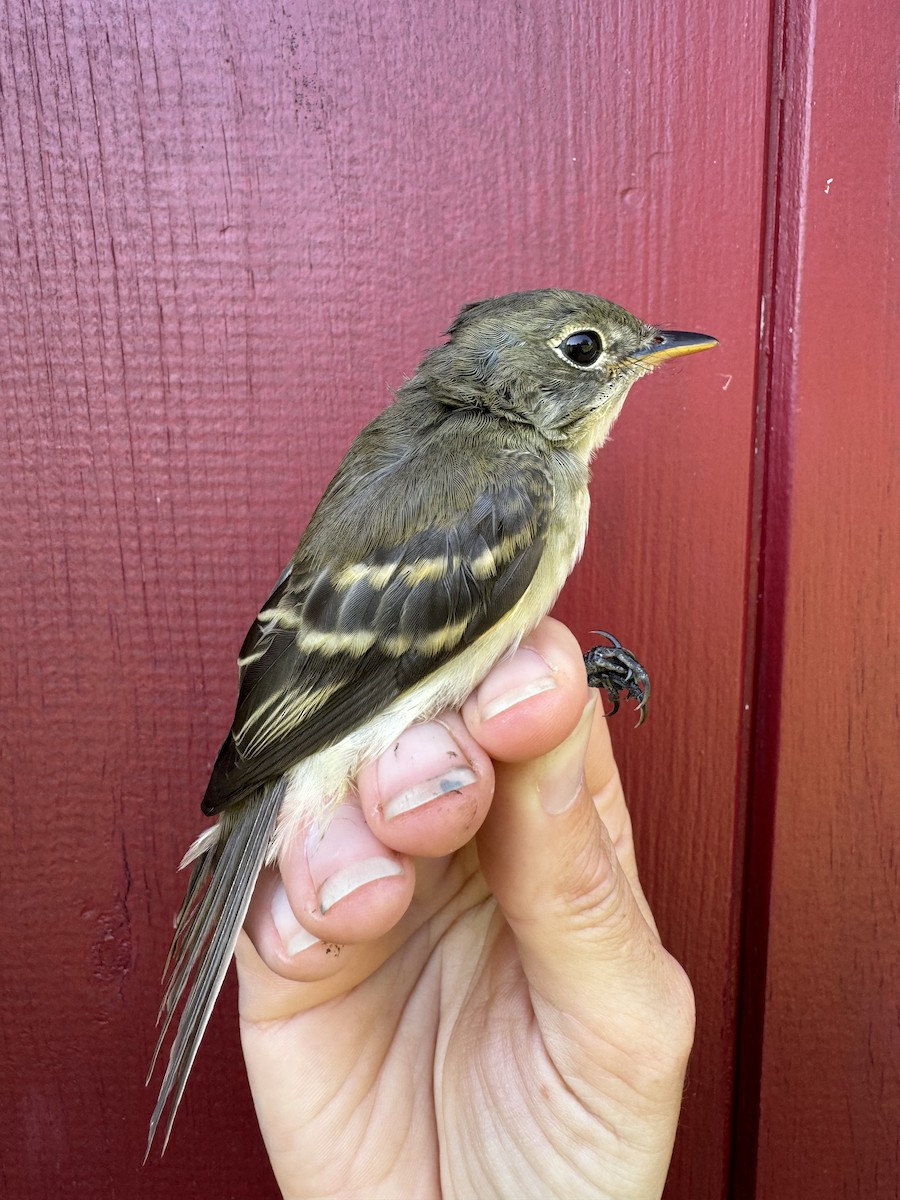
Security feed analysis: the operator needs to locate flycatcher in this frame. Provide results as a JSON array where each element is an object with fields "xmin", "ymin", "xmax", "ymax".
[{"xmin": 147, "ymin": 288, "xmax": 716, "ymax": 1152}]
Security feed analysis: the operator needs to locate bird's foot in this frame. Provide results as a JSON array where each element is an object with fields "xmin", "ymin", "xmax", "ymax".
[{"xmin": 583, "ymin": 631, "xmax": 651, "ymax": 726}]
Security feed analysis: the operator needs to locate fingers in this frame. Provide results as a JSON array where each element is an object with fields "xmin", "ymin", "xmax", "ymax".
[
  {"xmin": 475, "ymin": 693, "xmax": 695, "ymax": 1095},
  {"xmin": 242, "ymin": 807, "xmax": 413, "ymax": 983},
  {"xmin": 240, "ymin": 714, "xmax": 495, "ymax": 988},
  {"xmin": 465, "ymin": 617, "xmax": 651, "ymax": 917},
  {"xmin": 462, "ymin": 617, "xmax": 591, "ymax": 763},
  {"xmin": 356, "ymin": 712, "xmax": 494, "ymax": 857}
]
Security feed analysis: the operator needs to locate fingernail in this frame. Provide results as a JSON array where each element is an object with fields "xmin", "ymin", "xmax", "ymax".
[
  {"xmin": 538, "ymin": 695, "xmax": 598, "ymax": 815},
  {"xmin": 306, "ymin": 805, "xmax": 405, "ymax": 913},
  {"xmin": 271, "ymin": 882, "xmax": 321, "ymax": 956},
  {"xmin": 318, "ymin": 857, "xmax": 404, "ymax": 913},
  {"xmin": 379, "ymin": 722, "xmax": 477, "ymax": 821},
  {"xmin": 477, "ymin": 647, "xmax": 557, "ymax": 720}
]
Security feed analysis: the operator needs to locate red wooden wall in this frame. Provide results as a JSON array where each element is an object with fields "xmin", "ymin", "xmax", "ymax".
[{"xmin": 0, "ymin": 1, "xmax": 896, "ymax": 1197}]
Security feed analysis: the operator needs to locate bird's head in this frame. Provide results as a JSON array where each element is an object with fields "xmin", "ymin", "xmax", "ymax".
[{"xmin": 418, "ymin": 288, "xmax": 717, "ymax": 456}]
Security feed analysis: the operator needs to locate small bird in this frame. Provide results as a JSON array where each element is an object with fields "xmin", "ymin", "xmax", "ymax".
[{"xmin": 147, "ymin": 288, "xmax": 716, "ymax": 1152}]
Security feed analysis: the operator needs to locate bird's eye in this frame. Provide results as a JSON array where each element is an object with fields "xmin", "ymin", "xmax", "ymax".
[{"xmin": 560, "ymin": 330, "xmax": 603, "ymax": 367}]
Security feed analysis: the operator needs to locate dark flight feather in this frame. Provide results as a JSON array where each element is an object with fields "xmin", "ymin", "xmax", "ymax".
[{"xmin": 147, "ymin": 780, "xmax": 284, "ymax": 1155}]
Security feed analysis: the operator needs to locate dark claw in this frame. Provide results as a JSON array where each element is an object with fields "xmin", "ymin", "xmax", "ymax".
[{"xmin": 583, "ymin": 630, "xmax": 651, "ymax": 726}]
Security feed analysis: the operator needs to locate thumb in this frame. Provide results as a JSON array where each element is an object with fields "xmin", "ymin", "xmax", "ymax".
[{"xmin": 475, "ymin": 694, "xmax": 694, "ymax": 1090}]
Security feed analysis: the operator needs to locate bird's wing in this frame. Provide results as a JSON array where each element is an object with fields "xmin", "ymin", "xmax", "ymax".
[{"xmin": 201, "ymin": 454, "xmax": 554, "ymax": 814}]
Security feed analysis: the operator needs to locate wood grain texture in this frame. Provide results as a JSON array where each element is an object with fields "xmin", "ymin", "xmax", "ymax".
[
  {"xmin": 744, "ymin": 0, "xmax": 900, "ymax": 1193},
  {"xmin": 1, "ymin": 0, "xmax": 765, "ymax": 1196}
]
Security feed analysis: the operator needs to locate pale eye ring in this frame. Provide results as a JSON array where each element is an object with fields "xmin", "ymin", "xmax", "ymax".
[{"xmin": 559, "ymin": 329, "xmax": 604, "ymax": 367}]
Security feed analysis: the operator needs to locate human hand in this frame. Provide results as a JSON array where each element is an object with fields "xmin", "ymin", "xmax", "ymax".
[{"xmin": 236, "ymin": 617, "xmax": 694, "ymax": 1200}]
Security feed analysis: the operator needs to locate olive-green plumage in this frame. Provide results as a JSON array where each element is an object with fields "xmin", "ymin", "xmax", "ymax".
[{"xmin": 147, "ymin": 288, "xmax": 716, "ymax": 1153}]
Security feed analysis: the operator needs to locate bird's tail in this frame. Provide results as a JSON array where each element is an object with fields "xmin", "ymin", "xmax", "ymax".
[{"xmin": 146, "ymin": 779, "xmax": 284, "ymax": 1156}]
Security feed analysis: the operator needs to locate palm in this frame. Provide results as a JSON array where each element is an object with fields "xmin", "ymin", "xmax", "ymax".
[
  {"xmin": 240, "ymin": 846, "xmax": 678, "ymax": 1200},
  {"xmin": 239, "ymin": 847, "xmax": 492, "ymax": 1199}
]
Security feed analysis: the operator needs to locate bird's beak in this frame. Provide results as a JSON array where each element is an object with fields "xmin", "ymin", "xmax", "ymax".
[{"xmin": 633, "ymin": 329, "xmax": 718, "ymax": 367}]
